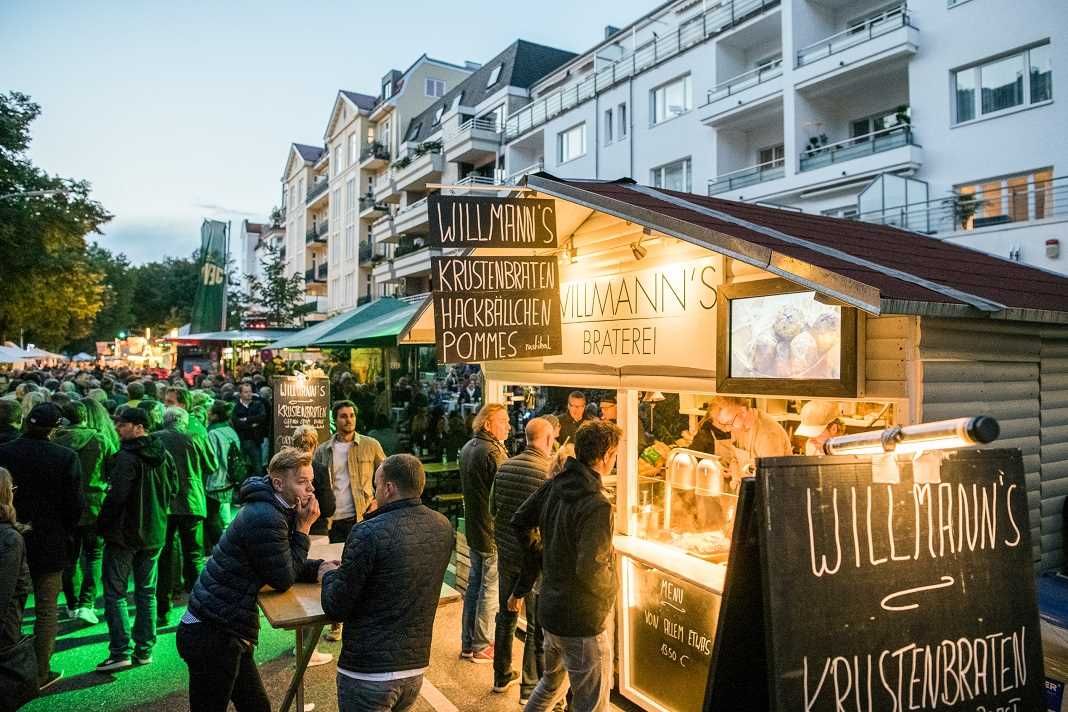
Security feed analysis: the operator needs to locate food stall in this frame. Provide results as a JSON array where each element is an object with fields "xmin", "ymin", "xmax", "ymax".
[{"xmin": 403, "ymin": 175, "xmax": 1068, "ymax": 711}]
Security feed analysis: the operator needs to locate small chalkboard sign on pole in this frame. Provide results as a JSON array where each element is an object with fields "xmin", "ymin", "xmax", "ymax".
[{"xmin": 270, "ymin": 375, "xmax": 330, "ymax": 457}]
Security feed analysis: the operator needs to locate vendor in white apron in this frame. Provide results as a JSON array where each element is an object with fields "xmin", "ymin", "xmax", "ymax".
[
  {"xmin": 795, "ymin": 400, "xmax": 844, "ymax": 456},
  {"xmin": 710, "ymin": 396, "xmax": 793, "ymax": 487}
]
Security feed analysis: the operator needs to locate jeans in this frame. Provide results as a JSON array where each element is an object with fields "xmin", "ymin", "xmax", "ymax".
[
  {"xmin": 337, "ymin": 673, "xmax": 423, "ymax": 712},
  {"xmin": 29, "ymin": 570, "xmax": 62, "ymax": 682},
  {"xmin": 240, "ymin": 438, "xmax": 263, "ymax": 477},
  {"xmin": 461, "ymin": 548, "xmax": 498, "ymax": 653},
  {"xmin": 177, "ymin": 622, "xmax": 269, "ymax": 712},
  {"xmin": 494, "ymin": 569, "xmax": 544, "ymax": 695},
  {"xmin": 62, "ymin": 524, "xmax": 103, "ymax": 611},
  {"xmin": 204, "ymin": 497, "xmax": 231, "ymax": 556},
  {"xmin": 102, "ymin": 544, "xmax": 161, "ymax": 658},
  {"xmin": 157, "ymin": 515, "xmax": 204, "ymax": 618},
  {"xmin": 525, "ymin": 622, "xmax": 614, "ymax": 712}
]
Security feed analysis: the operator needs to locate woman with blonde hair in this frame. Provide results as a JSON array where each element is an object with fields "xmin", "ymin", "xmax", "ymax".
[
  {"xmin": 83, "ymin": 397, "xmax": 120, "ymax": 458},
  {"xmin": 0, "ymin": 466, "xmax": 36, "ymax": 705}
]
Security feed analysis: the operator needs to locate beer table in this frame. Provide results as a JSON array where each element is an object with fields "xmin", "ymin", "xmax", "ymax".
[{"xmin": 258, "ymin": 540, "xmax": 462, "ymax": 712}]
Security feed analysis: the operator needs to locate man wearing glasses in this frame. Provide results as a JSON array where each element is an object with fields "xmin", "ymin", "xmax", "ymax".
[{"xmin": 709, "ymin": 396, "xmax": 792, "ymax": 486}]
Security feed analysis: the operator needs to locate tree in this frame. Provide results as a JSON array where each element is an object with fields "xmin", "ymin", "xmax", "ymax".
[
  {"xmin": 245, "ymin": 243, "xmax": 305, "ymax": 327},
  {"xmin": 0, "ymin": 91, "xmax": 112, "ymax": 349},
  {"xmin": 65, "ymin": 244, "xmax": 136, "ymax": 353},
  {"xmin": 226, "ymin": 259, "xmax": 254, "ymax": 329},
  {"xmin": 129, "ymin": 252, "xmax": 200, "ymax": 335}
]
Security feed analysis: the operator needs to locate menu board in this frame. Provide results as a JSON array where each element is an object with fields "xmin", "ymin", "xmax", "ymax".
[
  {"xmin": 730, "ymin": 290, "xmax": 841, "ymax": 379},
  {"xmin": 757, "ymin": 450, "xmax": 1044, "ymax": 711},
  {"xmin": 431, "ymin": 255, "xmax": 562, "ymax": 363},
  {"xmin": 622, "ymin": 557, "xmax": 721, "ymax": 712},
  {"xmin": 427, "ymin": 194, "xmax": 557, "ymax": 248},
  {"xmin": 271, "ymin": 376, "xmax": 330, "ymax": 456}
]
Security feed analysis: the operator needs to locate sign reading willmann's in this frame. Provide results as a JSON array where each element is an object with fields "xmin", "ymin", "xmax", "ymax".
[
  {"xmin": 432, "ymin": 255, "xmax": 561, "ymax": 363},
  {"xmin": 427, "ymin": 194, "xmax": 558, "ymax": 248},
  {"xmin": 271, "ymin": 376, "xmax": 330, "ymax": 456}
]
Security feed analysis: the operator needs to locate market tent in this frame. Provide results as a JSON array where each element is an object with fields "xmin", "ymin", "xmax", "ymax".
[
  {"xmin": 71, "ymin": 352, "xmax": 95, "ymax": 362},
  {"xmin": 163, "ymin": 328, "xmax": 296, "ymax": 345},
  {"xmin": 20, "ymin": 346, "xmax": 67, "ymax": 360},
  {"xmin": 0, "ymin": 346, "xmax": 31, "ymax": 365},
  {"xmin": 315, "ymin": 298, "xmax": 425, "ymax": 347},
  {"xmin": 269, "ymin": 298, "xmax": 409, "ymax": 350}
]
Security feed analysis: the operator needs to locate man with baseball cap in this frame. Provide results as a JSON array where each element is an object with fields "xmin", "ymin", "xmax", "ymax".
[
  {"xmin": 795, "ymin": 400, "xmax": 844, "ymax": 456},
  {"xmin": 0, "ymin": 402, "xmax": 84, "ymax": 690}
]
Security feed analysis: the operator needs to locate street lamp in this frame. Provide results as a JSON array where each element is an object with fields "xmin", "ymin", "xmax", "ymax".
[{"xmin": 0, "ymin": 189, "xmax": 68, "ymax": 201}]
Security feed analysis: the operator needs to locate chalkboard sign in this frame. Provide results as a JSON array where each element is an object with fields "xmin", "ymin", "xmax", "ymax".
[
  {"xmin": 427, "ymin": 194, "xmax": 557, "ymax": 248},
  {"xmin": 271, "ymin": 376, "xmax": 330, "ymax": 456},
  {"xmin": 757, "ymin": 450, "xmax": 1044, "ymax": 711},
  {"xmin": 431, "ymin": 255, "xmax": 562, "ymax": 363},
  {"xmin": 622, "ymin": 557, "xmax": 721, "ymax": 712}
]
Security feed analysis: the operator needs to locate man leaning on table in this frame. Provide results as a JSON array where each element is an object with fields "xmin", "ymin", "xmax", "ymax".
[
  {"xmin": 176, "ymin": 447, "xmax": 335, "ymax": 712},
  {"xmin": 321, "ymin": 454, "xmax": 454, "ymax": 712}
]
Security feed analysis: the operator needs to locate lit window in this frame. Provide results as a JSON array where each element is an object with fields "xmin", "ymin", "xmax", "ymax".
[
  {"xmin": 952, "ymin": 42, "xmax": 1052, "ymax": 124},
  {"xmin": 650, "ymin": 158, "xmax": 691, "ymax": 193},
  {"xmin": 758, "ymin": 145, "xmax": 785, "ymax": 168},
  {"xmin": 487, "ymin": 64, "xmax": 503, "ymax": 87},
  {"xmin": 425, "ymin": 78, "xmax": 446, "ymax": 97},
  {"xmin": 558, "ymin": 123, "xmax": 586, "ymax": 163},
  {"xmin": 955, "ymin": 168, "xmax": 1053, "ymax": 229},
  {"xmin": 651, "ymin": 75, "xmax": 692, "ymax": 125}
]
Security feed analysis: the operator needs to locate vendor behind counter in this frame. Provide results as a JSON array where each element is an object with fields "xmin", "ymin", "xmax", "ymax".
[{"xmin": 708, "ymin": 396, "xmax": 792, "ymax": 483}]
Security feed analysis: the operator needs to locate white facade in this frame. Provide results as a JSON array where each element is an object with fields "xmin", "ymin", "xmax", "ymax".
[{"xmin": 503, "ymin": 0, "xmax": 1068, "ymax": 274}]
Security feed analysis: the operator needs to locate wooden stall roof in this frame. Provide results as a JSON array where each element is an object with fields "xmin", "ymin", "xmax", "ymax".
[{"xmin": 526, "ymin": 174, "xmax": 1068, "ymax": 324}]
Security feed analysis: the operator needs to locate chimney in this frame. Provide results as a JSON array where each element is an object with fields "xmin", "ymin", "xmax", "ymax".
[{"xmin": 605, "ymin": 25, "xmax": 622, "ymax": 40}]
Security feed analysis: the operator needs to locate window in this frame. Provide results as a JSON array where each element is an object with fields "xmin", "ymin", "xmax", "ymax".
[
  {"xmin": 618, "ymin": 103, "xmax": 627, "ymax": 137},
  {"xmin": 557, "ymin": 123, "xmax": 586, "ymax": 163},
  {"xmin": 425, "ymin": 78, "xmax": 446, "ymax": 97},
  {"xmin": 405, "ymin": 122, "xmax": 422, "ymax": 142},
  {"xmin": 821, "ymin": 205, "xmax": 859, "ymax": 220},
  {"xmin": 331, "ymin": 188, "xmax": 341, "ymax": 222},
  {"xmin": 487, "ymin": 64, "xmax": 503, "ymax": 87},
  {"xmin": 348, "ymin": 133, "xmax": 357, "ymax": 165},
  {"xmin": 604, "ymin": 109, "xmax": 614, "ymax": 145},
  {"xmin": 651, "ymin": 75, "xmax": 692, "ymax": 125},
  {"xmin": 298, "ymin": 178, "xmax": 304, "ymax": 201},
  {"xmin": 344, "ymin": 275, "xmax": 355, "ymax": 306},
  {"xmin": 850, "ymin": 107, "xmax": 907, "ymax": 140},
  {"xmin": 650, "ymin": 158, "xmax": 691, "ymax": 193},
  {"xmin": 331, "ymin": 278, "xmax": 340, "ymax": 307},
  {"xmin": 433, "ymin": 105, "xmax": 445, "ymax": 126},
  {"xmin": 758, "ymin": 144, "xmax": 785, "ymax": 168},
  {"xmin": 345, "ymin": 178, "xmax": 357, "ymax": 260},
  {"xmin": 453, "ymin": 91, "xmax": 466, "ymax": 111},
  {"xmin": 480, "ymin": 104, "xmax": 506, "ymax": 130},
  {"xmin": 957, "ymin": 168, "xmax": 1053, "ymax": 229},
  {"xmin": 382, "ymin": 80, "xmax": 393, "ymax": 100},
  {"xmin": 953, "ymin": 42, "xmax": 1052, "ymax": 124},
  {"xmin": 333, "ymin": 146, "xmax": 342, "ymax": 175}
]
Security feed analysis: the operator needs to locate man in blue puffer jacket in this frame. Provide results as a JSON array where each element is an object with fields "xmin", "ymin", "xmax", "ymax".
[{"xmin": 176, "ymin": 447, "xmax": 327, "ymax": 712}]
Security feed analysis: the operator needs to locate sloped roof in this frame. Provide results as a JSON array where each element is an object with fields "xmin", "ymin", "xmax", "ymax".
[
  {"xmin": 341, "ymin": 90, "xmax": 377, "ymax": 112},
  {"xmin": 269, "ymin": 298, "xmax": 408, "ymax": 350},
  {"xmin": 404, "ymin": 40, "xmax": 576, "ymax": 145},
  {"xmin": 293, "ymin": 143, "xmax": 325, "ymax": 162},
  {"xmin": 526, "ymin": 174, "xmax": 1068, "ymax": 322},
  {"xmin": 244, "ymin": 221, "xmax": 264, "ymax": 234}
]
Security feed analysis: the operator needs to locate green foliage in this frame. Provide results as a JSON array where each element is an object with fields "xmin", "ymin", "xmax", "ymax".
[
  {"xmin": 245, "ymin": 243, "xmax": 306, "ymax": 327},
  {"xmin": 128, "ymin": 252, "xmax": 200, "ymax": 335}
]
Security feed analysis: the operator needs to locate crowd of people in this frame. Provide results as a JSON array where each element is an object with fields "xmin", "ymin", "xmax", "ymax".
[{"xmin": 0, "ymin": 359, "xmax": 633, "ymax": 712}]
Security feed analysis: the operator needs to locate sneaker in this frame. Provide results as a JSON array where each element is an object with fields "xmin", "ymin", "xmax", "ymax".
[
  {"xmin": 324, "ymin": 623, "xmax": 342, "ymax": 642},
  {"xmin": 493, "ymin": 671, "xmax": 520, "ymax": 693},
  {"xmin": 74, "ymin": 607, "xmax": 100, "ymax": 625},
  {"xmin": 39, "ymin": 670, "xmax": 63, "ymax": 690},
  {"xmin": 470, "ymin": 645, "xmax": 494, "ymax": 664},
  {"xmin": 519, "ymin": 696, "xmax": 530, "ymax": 707},
  {"xmin": 459, "ymin": 649, "xmax": 474, "ymax": 659},
  {"xmin": 133, "ymin": 652, "xmax": 153, "ymax": 666},
  {"xmin": 156, "ymin": 613, "xmax": 170, "ymax": 629},
  {"xmin": 95, "ymin": 655, "xmax": 132, "ymax": 673},
  {"xmin": 307, "ymin": 649, "xmax": 333, "ymax": 667}
]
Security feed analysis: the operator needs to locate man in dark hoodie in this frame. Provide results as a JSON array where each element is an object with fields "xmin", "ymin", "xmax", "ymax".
[
  {"xmin": 177, "ymin": 447, "xmax": 324, "ymax": 712},
  {"xmin": 512, "ymin": 419, "xmax": 620, "ymax": 712},
  {"xmin": 95, "ymin": 407, "xmax": 177, "ymax": 672},
  {"xmin": 0, "ymin": 399, "xmax": 21, "ymax": 445},
  {"xmin": 54, "ymin": 400, "xmax": 107, "ymax": 626}
]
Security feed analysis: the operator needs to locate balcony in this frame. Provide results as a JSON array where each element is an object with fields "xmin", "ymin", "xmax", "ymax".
[
  {"xmin": 700, "ymin": 60, "xmax": 783, "ymax": 124},
  {"xmin": 370, "ymin": 214, "xmax": 393, "ymax": 244},
  {"xmin": 506, "ymin": 160, "xmax": 544, "ymax": 185},
  {"xmin": 393, "ymin": 197, "xmax": 430, "ymax": 235},
  {"xmin": 305, "ymin": 221, "xmax": 328, "ymax": 244},
  {"xmin": 504, "ymin": 0, "xmax": 780, "ymax": 140},
  {"xmin": 317, "ymin": 263, "xmax": 327, "ymax": 281},
  {"xmin": 306, "ymin": 179, "xmax": 330, "ymax": 206},
  {"xmin": 373, "ymin": 172, "xmax": 398, "ymax": 205},
  {"xmin": 372, "ymin": 237, "xmax": 438, "ymax": 284},
  {"xmin": 456, "ymin": 174, "xmax": 499, "ymax": 190},
  {"xmin": 358, "ymin": 240, "xmax": 375, "ymax": 263},
  {"xmin": 359, "ymin": 194, "xmax": 389, "ymax": 220},
  {"xmin": 359, "ymin": 142, "xmax": 390, "ymax": 169},
  {"xmin": 357, "ymin": 294, "xmax": 372, "ymax": 306},
  {"xmin": 708, "ymin": 160, "xmax": 785, "ymax": 195},
  {"xmin": 304, "ymin": 264, "xmax": 328, "ymax": 284},
  {"xmin": 794, "ymin": 5, "xmax": 917, "ymax": 90},
  {"xmin": 392, "ymin": 143, "xmax": 444, "ymax": 192},
  {"xmin": 799, "ymin": 125, "xmax": 915, "ymax": 172},
  {"xmin": 444, "ymin": 116, "xmax": 501, "ymax": 165}
]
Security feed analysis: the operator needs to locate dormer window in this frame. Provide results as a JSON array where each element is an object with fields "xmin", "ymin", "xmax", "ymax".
[
  {"xmin": 406, "ymin": 122, "xmax": 422, "ymax": 142},
  {"xmin": 487, "ymin": 64, "xmax": 503, "ymax": 87},
  {"xmin": 382, "ymin": 81, "xmax": 393, "ymax": 100},
  {"xmin": 433, "ymin": 105, "xmax": 445, "ymax": 126}
]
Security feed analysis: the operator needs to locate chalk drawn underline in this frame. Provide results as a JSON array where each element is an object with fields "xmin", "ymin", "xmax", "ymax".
[
  {"xmin": 880, "ymin": 576, "xmax": 955, "ymax": 612},
  {"xmin": 661, "ymin": 600, "xmax": 686, "ymax": 614}
]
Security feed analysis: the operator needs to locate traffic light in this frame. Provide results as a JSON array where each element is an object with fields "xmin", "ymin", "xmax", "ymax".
[{"xmin": 117, "ymin": 330, "xmax": 127, "ymax": 339}]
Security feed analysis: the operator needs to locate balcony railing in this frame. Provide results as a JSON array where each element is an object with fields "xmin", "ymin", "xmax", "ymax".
[
  {"xmin": 506, "ymin": 160, "xmax": 544, "ymax": 184},
  {"xmin": 304, "ymin": 268, "xmax": 315, "ymax": 283},
  {"xmin": 317, "ymin": 220, "xmax": 328, "ymax": 236},
  {"xmin": 504, "ymin": 0, "xmax": 780, "ymax": 139},
  {"xmin": 796, "ymin": 4, "xmax": 909, "ymax": 67},
  {"xmin": 306, "ymin": 180, "xmax": 329, "ymax": 203},
  {"xmin": 358, "ymin": 240, "xmax": 374, "ymax": 262},
  {"xmin": 305, "ymin": 221, "xmax": 328, "ymax": 244},
  {"xmin": 317, "ymin": 263, "xmax": 328, "ymax": 280},
  {"xmin": 359, "ymin": 142, "xmax": 390, "ymax": 163},
  {"xmin": 456, "ymin": 175, "xmax": 497, "ymax": 187},
  {"xmin": 394, "ymin": 236, "xmax": 428, "ymax": 259},
  {"xmin": 359, "ymin": 195, "xmax": 387, "ymax": 212},
  {"xmin": 704, "ymin": 59, "xmax": 783, "ymax": 105},
  {"xmin": 799, "ymin": 124, "xmax": 915, "ymax": 172},
  {"xmin": 451, "ymin": 116, "xmax": 501, "ymax": 138},
  {"xmin": 857, "ymin": 175, "xmax": 1067, "ymax": 235},
  {"xmin": 708, "ymin": 160, "xmax": 785, "ymax": 195}
]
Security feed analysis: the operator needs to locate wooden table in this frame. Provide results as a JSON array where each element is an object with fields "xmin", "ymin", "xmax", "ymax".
[
  {"xmin": 258, "ymin": 541, "xmax": 462, "ymax": 712},
  {"xmin": 422, "ymin": 460, "xmax": 460, "ymax": 476}
]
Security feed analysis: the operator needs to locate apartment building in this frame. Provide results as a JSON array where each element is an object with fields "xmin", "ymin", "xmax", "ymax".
[
  {"xmin": 501, "ymin": 0, "xmax": 1067, "ymax": 274},
  {"xmin": 281, "ymin": 142, "xmax": 328, "ymax": 320},
  {"xmin": 238, "ymin": 219, "xmax": 263, "ymax": 296},
  {"xmin": 365, "ymin": 40, "xmax": 576, "ymax": 299}
]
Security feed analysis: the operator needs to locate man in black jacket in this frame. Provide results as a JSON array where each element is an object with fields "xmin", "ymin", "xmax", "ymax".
[
  {"xmin": 491, "ymin": 417, "xmax": 554, "ymax": 701},
  {"xmin": 0, "ymin": 402, "xmax": 84, "ymax": 690},
  {"xmin": 177, "ymin": 448, "xmax": 324, "ymax": 712},
  {"xmin": 513, "ymin": 419, "xmax": 620, "ymax": 712},
  {"xmin": 321, "ymin": 454, "xmax": 454, "ymax": 712},
  {"xmin": 95, "ymin": 407, "xmax": 178, "ymax": 672},
  {"xmin": 231, "ymin": 382, "xmax": 267, "ymax": 476},
  {"xmin": 458, "ymin": 402, "xmax": 509, "ymax": 662},
  {"xmin": 0, "ymin": 399, "xmax": 21, "ymax": 445}
]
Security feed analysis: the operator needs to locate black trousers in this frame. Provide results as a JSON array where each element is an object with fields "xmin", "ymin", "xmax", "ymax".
[
  {"xmin": 328, "ymin": 516, "xmax": 356, "ymax": 544},
  {"xmin": 176, "ymin": 622, "xmax": 269, "ymax": 712},
  {"xmin": 157, "ymin": 515, "xmax": 204, "ymax": 618}
]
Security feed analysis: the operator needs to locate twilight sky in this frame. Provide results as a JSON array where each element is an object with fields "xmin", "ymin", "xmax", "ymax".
[{"xmin": 1, "ymin": 0, "xmax": 654, "ymax": 264}]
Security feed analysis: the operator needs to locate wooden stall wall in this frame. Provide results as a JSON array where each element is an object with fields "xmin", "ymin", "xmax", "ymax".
[
  {"xmin": 1041, "ymin": 331, "xmax": 1068, "ymax": 570},
  {"xmin": 918, "ymin": 318, "xmax": 1043, "ymax": 564},
  {"xmin": 864, "ymin": 315, "xmax": 915, "ymax": 403}
]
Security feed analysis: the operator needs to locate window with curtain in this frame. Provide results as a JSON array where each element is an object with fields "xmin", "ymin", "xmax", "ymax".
[
  {"xmin": 650, "ymin": 158, "xmax": 692, "ymax": 192},
  {"xmin": 558, "ymin": 123, "xmax": 586, "ymax": 163},
  {"xmin": 651, "ymin": 75, "xmax": 692, "ymax": 125},
  {"xmin": 953, "ymin": 42, "xmax": 1052, "ymax": 123}
]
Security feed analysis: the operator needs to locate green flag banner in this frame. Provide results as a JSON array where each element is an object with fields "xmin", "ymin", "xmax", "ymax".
[{"xmin": 191, "ymin": 219, "xmax": 228, "ymax": 333}]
